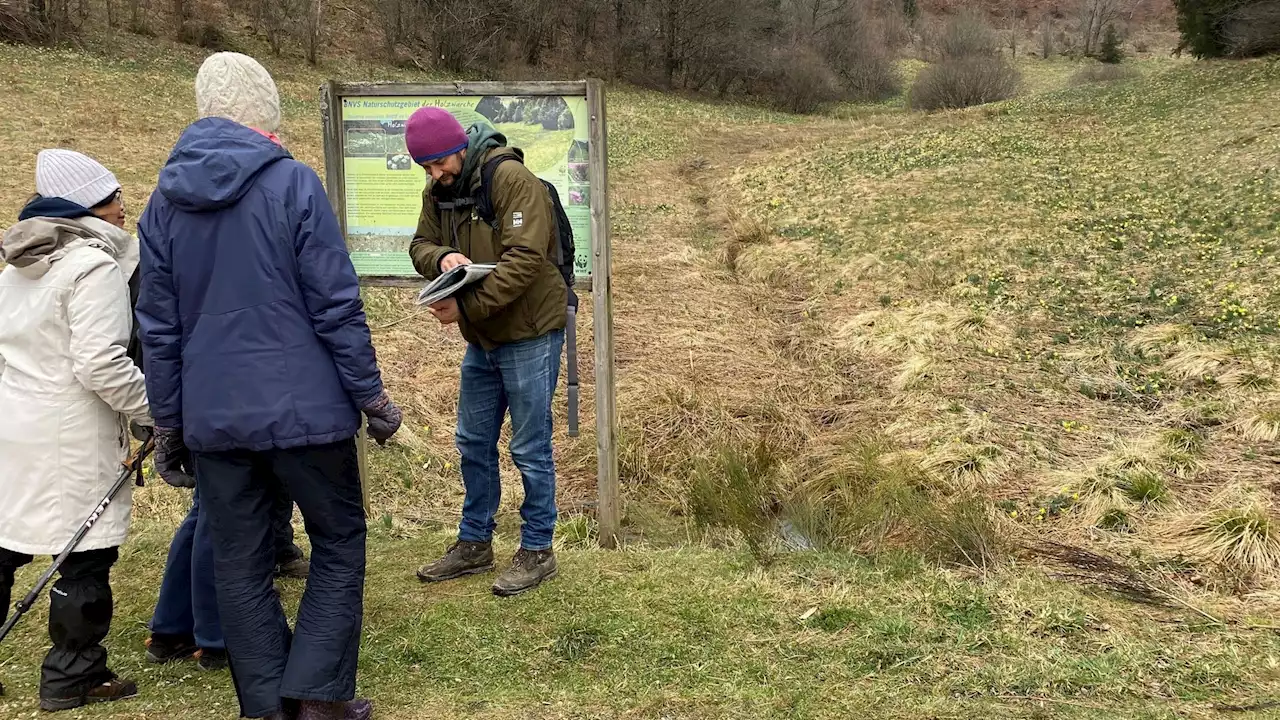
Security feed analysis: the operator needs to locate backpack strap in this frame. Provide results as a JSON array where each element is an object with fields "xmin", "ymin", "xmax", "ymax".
[{"xmin": 476, "ymin": 155, "xmax": 517, "ymax": 227}]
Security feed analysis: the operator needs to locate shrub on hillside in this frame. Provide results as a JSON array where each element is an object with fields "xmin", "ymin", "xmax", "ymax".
[
  {"xmin": 1176, "ymin": 0, "xmax": 1280, "ymax": 58},
  {"xmin": 1099, "ymin": 24, "xmax": 1125, "ymax": 63},
  {"xmin": 1070, "ymin": 63, "xmax": 1140, "ymax": 84},
  {"xmin": 756, "ymin": 48, "xmax": 845, "ymax": 114},
  {"xmin": 0, "ymin": 6, "xmax": 48, "ymax": 44},
  {"xmin": 1220, "ymin": 2, "xmax": 1280, "ymax": 57},
  {"xmin": 934, "ymin": 10, "xmax": 1001, "ymax": 59},
  {"xmin": 909, "ymin": 55, "xmax": 1021, "ymax": 111},
  {"xmin": 824, "ymin": 20, "xmax": 903, "ymax": 102},
  {"xmin": 909, "ymin": 12, "xmax": 1020, "ymax": 112}
]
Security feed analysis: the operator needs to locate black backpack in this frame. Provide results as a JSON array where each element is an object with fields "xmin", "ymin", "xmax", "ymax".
[{"xmin": 473, "ymin": 153, "xmax": 578, "ymax": 308}]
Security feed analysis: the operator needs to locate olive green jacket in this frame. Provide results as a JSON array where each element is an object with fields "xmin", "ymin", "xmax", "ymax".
[{"xmin": 409, "ymin": 146, "xmax": 568, "ymax": 350}]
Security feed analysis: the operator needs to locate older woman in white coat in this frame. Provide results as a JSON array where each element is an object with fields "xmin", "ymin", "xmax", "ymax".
[{"xmin": 0, "ymin": 150, "xmax": 152, "ymax": 713}]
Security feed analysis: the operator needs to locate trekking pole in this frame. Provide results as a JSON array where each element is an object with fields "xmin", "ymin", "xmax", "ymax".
[
  {"xmin": 566, "ymin": 303, "xmax": 580, "ymax": 438},
  {"xmin": 0, "ymin": 436, "xmax": 154, "ymax": 649}
]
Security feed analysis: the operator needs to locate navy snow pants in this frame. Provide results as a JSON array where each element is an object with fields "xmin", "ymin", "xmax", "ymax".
[{"xmin": 194, "ymin": 439, "xmax": 366, "ymax": 718}]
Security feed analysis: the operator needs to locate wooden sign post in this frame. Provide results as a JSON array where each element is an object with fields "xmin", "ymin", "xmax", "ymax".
[{"xmin": 320, "ymin": 80, "xmax": 620, "ymax": 548}]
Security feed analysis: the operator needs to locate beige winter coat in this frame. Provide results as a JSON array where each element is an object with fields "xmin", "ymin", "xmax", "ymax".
[{"xmin": 0, "ymin": 216, "xmax": 151, "ymax": 555}]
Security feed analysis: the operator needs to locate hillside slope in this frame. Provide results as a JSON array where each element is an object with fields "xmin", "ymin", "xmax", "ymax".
[{"xmin": 1, "ymin": 38, "xmax": 1279, "ymax": 719}]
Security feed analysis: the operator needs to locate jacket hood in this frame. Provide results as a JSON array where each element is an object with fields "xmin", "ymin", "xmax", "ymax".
[
  {"xmin": 158, "ymin": 117, "xmax": 292, "ymax": 212},
  {"xmin": 460, "ymin": 123, "xmax": 508, "ymax": 193},
  {"xmin": 2, "ymin": 215, "xmax": 132, "ymax": 279},
  {"xmin": 18, "ymin": 196, "xmax": 96, "ymax": 222}
]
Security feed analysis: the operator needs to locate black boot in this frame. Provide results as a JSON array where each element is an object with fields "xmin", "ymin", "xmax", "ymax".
[
  {"xmin": 40, "ymin": 677, "xmax": 138, "ymax": 712},
  {"xmin": 145, "ymin": 632, "xmax": 198, "ymax": 663},
  {"xmin": 196, "ymin": 647, "xmax": 228, "ymax": 671}
]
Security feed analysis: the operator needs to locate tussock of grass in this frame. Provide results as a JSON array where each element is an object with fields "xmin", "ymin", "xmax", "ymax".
[
  {"xmin": 891, "ymin": 353, "xmax": 935, "ymax": 391},
  {"xmin": 1174, "ymin": 493, "xmax": 1280, "ymax": 586},
  {"xmin": 921, "ymin": 441, "xmax": 1007, "ymax": 491},
  {"xmin": 689, "ymin": 440, "xmax": 781, "ymax": 563},
  {"xmin": 1097, "ymin": 507, "xmax": 1134, "ymax": 532},
  {"xmin": 1221, "ymin": 370, "xmax": 1274, "ymax": 390},
  {"xmin": 1169, "ymin": 398, "xmax": 1231, "ymax": 430},
  {"xmin": 1127, "ymin": 324, "xmax": 1195, "ymax": 353},
  {"xmin": 1237, "ymin": 403, "xmax": 1280, "ymax": 443},
  {"xmin": 723, "ymin": 207, "xmax": 773, "ymax": 276},
  {"xmin": 1164, "ymin": 346, "xmax": 1232, "ymax": 383},
  {"xmin": 782, "ymin": 436, "xmax": 1005, "ymax": 568},
  {"xmin": 1116, "ymin": 469, "xmax": 1170, "ymax": 506},
  {"xmin": 1161, "ymin": 428, "xmax": 1205, "ymax": 457},
  {"xmin": 786, "ymin": 435, "xmax": 927, "ymax": 552}
]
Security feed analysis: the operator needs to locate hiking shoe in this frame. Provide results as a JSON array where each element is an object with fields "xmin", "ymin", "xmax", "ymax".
[
  {"xmin": 40, "ymin": 677, "xmax": 138, "ymax": 712},
  {"xmin": 296, "ymin": 699, "xmax": 374, "ymax": 720},
  {"xmin": 344, "ymin": 699, "xmax": 373, "ymax": 720},
  {"xmin": 196, "ymin": 648, "xmax": 228, "ymax": 671},
  {"xmin": 416, "ymin": 541, "xmax": 494, "ymax": 583},
  {"xmin": 145, "ymin": 633, "xmax": 198, "ymax": 663},
  {"xmin": 275, "ymin": 556, "xmax": 310, "ymax": 579},
  {"xmin": 492, "ymin": 548, "xmax": 558, "ymax": 597}
]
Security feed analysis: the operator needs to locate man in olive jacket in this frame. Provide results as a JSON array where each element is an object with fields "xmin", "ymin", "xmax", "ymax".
[{"xmin": 407, "ymin": 107, "xmax": 566, "ymax": 596}]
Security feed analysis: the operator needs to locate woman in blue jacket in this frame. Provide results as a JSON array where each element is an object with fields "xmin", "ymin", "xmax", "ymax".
[{"xmin": 136, "ymin": 52, "xmax": 401, "ymax": 720}]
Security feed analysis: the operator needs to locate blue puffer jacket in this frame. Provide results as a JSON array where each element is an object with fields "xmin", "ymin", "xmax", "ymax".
[{"xmin": 137, "ymin": 118, "xmax": 383, "ymax": 452}]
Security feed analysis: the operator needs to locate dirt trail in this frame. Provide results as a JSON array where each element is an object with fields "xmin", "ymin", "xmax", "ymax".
[{"xmin": 603, "ymin": 118, "xmax": 895, "ymax": 496}]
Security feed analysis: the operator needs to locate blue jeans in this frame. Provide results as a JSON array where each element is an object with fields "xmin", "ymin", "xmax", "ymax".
[
  {"xmin": 151, "ymin": 484, "xmax": 300, "ymax": 651},
  {"xmin": 457, "ymin": 329, "xmax": 563, "ymax": 551},
  {"xmin": 150, "ymin": 488, "xmax": 223, "ymax": 649}
]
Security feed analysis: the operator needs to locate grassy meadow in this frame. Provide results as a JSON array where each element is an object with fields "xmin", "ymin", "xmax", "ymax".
[{"xmin": 1, "ymin": 32, "xmax": 1280, "ymax": 719}]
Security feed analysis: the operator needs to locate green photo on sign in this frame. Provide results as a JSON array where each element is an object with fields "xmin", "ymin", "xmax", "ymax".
[{"xmin": 334, "ymin": 92, "xmax": 592, "ymax": 280}]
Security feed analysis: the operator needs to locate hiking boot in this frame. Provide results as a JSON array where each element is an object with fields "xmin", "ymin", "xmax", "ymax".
[
  {"xmin": 40, "ymin": 677, "xmax": 138, "ymax": 712},
  {"xmin": 275, "ymin": 556, "xmax": 310, "ymax": 580},
  {"xmin": 344, "ymin": 699, "xmax": 373, "ymax": 720},
  {"xmin": 416, "ymin": 541, "xmax": 494, "ymax": 583},
  {"xmin": 196, "ymin": 648, "xmax": 228, "ymax": 671},
  {"xmin": 145, "ymin": 633, "xmax": 198, "ymax": 663},
  {"xmin": 296, "ymin": 699, "xmax": 373, "ymax": 720},
  {"xmin": 492, "ymin": 548, "xmax": 558, "ymax": 597}
]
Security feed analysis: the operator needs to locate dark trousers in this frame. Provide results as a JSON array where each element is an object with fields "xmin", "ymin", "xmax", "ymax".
[
  {"xmin": 151, "ymin": 481, "xmax": 301, "ymax": 649},
  {"xmin": 194, "ymin": 439, "xmax": 366, "ymax": 719},
  {"xmin": 0, "ymin": 546, "xmax": 119, "ymax": 699}
]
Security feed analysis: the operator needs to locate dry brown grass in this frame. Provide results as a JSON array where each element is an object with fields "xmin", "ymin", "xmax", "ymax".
[
  {"xmin": 1235, "ymin": 397, "xmax": 1280, "ymax": 443},
  {"xmin": 1163, "ymin": 486, "xmax": 1280, "ymax": 590}
]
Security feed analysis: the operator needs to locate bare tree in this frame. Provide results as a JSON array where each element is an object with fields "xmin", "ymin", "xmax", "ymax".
[
  {"xmin": 375, "ymin": 0, "xmax": 404, "ymax": 60},
  {"xmin": 171, "ymin": 0, "xmax": 189, "ymax": 39},
  {"xmin": 1077, "ymin": 0, "xmax": 1124, "ymax": 56},
  {"xmin": 303, "ymin": 0, "xmax": 323, "ymax": 65},
  {"xmin": 258, "ymin": 0, "xmax": 291, "ymax": 55},
  {"xmin": 1040, "ymin": 13, "xmax": 1053, "ymax": 57},
  {"xmin": 1007, "ymin": 0, "xmax": 1018, "ymax": 58},
  {"xmin": 613, "ymin": 0, "xmax": 625, "ymax": 76},
  {"xmin": 128, "ymin": 0, "xmax": 146, "ymax": 31}
]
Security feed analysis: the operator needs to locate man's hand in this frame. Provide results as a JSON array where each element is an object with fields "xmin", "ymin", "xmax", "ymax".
[
  {"xmin": 439, "ymin": 253, "xmax": 472, "ymax": 272},
  {"xmin": 429, "ymin": 297, "xmax": 461, "ymax": 325}
]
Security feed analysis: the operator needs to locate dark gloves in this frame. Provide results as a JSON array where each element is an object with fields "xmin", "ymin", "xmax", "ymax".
[
  {"xmin": 153, "ymin": 426, "xmax": 196, "ymax": 489},
  {"xmin": 130, "ymin": 421, "xmax": 154, "ymax": 443},
  {"xmin": 362, "ymin": 390, "xmax": 403, "ymax": 444}
]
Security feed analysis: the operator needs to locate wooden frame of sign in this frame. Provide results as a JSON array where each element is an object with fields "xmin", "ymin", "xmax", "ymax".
[{"xmin": 319, "ymin": 79, "xmax": 620, "ymax": 549}]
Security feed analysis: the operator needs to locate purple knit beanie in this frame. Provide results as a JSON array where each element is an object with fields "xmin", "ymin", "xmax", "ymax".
[{"xmin": 405, "ymin": 107, "xmax": 468, "ymax": 163}]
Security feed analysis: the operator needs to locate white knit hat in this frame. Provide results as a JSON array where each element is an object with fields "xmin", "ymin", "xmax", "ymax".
[
  {"xmin": 195, "ymin": 52, "xmax": 282, "ymax": 133},
  {"xmin": 34, "ymin": 149, "xmax": 121, "ymax": 210}
]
